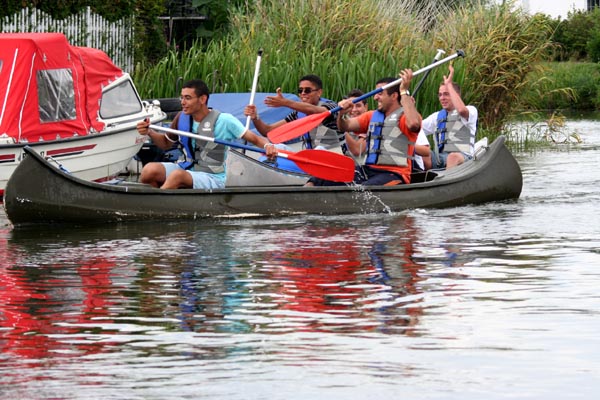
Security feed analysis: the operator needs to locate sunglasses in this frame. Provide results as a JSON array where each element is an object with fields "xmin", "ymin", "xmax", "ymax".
[
  {"xmin": 179, "ymin": 95, "xmax": 198, "ymax": 101},
  {"xmin": 297, "ymin": 87, "xmax": 318, "ymax": 94}
]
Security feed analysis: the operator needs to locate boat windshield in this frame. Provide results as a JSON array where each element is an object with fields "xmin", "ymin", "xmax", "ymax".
[{"xmin": 99, "ymin": 79, "xmax": 142, "ymax": 119}]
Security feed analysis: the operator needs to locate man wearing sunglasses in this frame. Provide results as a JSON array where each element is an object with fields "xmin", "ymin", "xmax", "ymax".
[{"xmin": 244, "ymin": 74, "xmax": 345, "ymax": 154}]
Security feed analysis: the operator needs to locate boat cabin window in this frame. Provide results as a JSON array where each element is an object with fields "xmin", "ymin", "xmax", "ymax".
[
  {"xmin": 37, "ymin": 68, "xmax": 76, "ymax": 123},
  {"xmin": 99, "ymin": 79, "xmax": 142, "ymax": 119}
]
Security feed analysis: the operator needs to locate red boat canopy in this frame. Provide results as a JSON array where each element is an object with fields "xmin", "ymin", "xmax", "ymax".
[{"xmin": 0, "ymin": 33, "xmax": 123, "ymax": 143}]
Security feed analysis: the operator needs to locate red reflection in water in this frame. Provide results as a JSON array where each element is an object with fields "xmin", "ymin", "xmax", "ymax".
[
  {"xmin": 0, "ymin": 231, "xmax": 117, "ymax": 361},
  {"xmin": 271, "ymin": 227, "xmax": 364, "ymax": 314},
  {"xmin": 267, "ymin": 217, "xmax": 425, "ymax": 333}
]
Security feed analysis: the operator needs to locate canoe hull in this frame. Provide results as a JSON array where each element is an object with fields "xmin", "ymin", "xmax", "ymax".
[
  {"xmin": 3, "ymin": 136, "xmax": 522, "ymax": 226},
  {"xmin": 225, "ymin": 149, "xmax": 308, "ymax": 186}
]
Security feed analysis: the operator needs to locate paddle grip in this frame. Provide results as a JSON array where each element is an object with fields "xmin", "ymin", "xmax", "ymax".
[{"xmin": 412, "ymin": 49, "xmax": 446, "ymax": 98}]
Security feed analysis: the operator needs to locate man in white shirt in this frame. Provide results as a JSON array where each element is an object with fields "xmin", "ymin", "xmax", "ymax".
[{"xmin": 420, "ymin": 65, "xmax": 478, "ymax": 169}]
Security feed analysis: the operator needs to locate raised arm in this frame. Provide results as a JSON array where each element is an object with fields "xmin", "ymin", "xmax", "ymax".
[
  {"xmin": 264, "ymin": 87, "xmax": 330, "ymax": 115},
  {"xmin": 244, "ymin": 104, "xmax": 286, "ymax": 135},
  {"xmin": 336, "ymin": 98, "xmax": 362, "ymax": 134},
  {"xmin": 399, "ymin": 69, "xmax": 422, "ymax": 133},
  {"xmin": 444, "ymin": 65, "xmax": 469, "ymax": 120}
]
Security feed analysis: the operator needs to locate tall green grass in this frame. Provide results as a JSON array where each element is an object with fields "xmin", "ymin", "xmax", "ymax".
[
  {"xmin": 133, "ymin": 0, "xmax": 553, "ymax": 141},
  {"xmin": 519, "ymin": 61, "xmax": 600, "ymax": 110}
]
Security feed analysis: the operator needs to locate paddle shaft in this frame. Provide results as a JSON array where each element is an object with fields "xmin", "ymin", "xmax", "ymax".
[
  {"xmin": 150, "ymin": 124, "xmax": 277, "ymax": 156},
  {"xmin": 412, "ymin": 49, "xmax": 446, "ymax": 98},
  {"xmin": 332, "ymin": 50, "xmax": 465, "ymax": 114},
  {"xmin": 245, "ymin": 49, "xmax": 263, "ymax": 130}
]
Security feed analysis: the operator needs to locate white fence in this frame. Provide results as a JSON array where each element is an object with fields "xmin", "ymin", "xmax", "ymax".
[{"xmin": 1, "ymin": 7, "xmax": 134, "ymax": 72}]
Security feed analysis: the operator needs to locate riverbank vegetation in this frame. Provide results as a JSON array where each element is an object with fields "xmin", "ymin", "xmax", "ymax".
[
  {"xmin": 134, "ymin": 0, "xmax": 553, "ymax": 141},
  {"xmin": 520, "ymin": 62, "xmax": 600, "ymax": 111},
  {"xmin": 516, "ymin": 7, "xmax": 600, "ymax": 113}
]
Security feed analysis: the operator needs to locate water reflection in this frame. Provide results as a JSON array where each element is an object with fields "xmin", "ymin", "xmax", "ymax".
[
  {"xmin": 2, "ymin": 116, "xmax": 600, "ymax": 398},
  {"xmin": 1, "ymin": 227, "xmax": 131, "ymax": 362},
  {"xmin": 131, "ymin": 215, "xmax": 431, "ymax": 336},
  {"xmin": 1, "ymin": 216, "xmax": 432, "ymax": 363}
]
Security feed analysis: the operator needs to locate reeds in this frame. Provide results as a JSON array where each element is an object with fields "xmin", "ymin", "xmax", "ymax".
[
  {"xmin": 519, "ymin": 61, "xmax": 600, "ymax": 110},
  {"xmin": 133, "ymin": 0, "xmax": 554, "ymax": 140}
]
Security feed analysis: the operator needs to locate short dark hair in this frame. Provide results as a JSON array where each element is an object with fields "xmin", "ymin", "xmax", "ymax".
[
  {"xmin": 345, "ymin": 88, "xmax": 367, "ymax": 104},
  {"xmin": 376, "ymin": 77, "xmax": 400, "ymax": 102},
  {"xmin": 299, "ymin": 74, "xmax": 323, "ymax": 89},
  {"xmin": 183, "ymin": 79, "xmax": 210, "ymax": 101}
]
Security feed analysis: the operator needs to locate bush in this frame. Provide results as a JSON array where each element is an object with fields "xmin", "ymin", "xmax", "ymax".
[
  {"xmin": 551, "ymin": 8, "xmax": 600, "ymax": 61},
  {"xmin": 519, "ymin": 62, "xmax": 600, "ymax": 110},
  {"xmin": 587, "ymin": 31, "xmax": 600, "ymax": 63}
]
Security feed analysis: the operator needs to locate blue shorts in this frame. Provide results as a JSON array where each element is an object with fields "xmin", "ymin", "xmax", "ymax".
[
  {"xmin": 432, "ymin": 151, "xmax": 473, "ymax": 169},
  {"xmin": 431, "ymin": 152, "xmax": 448, "ymax": 169},
  {"xmin": 162, "ymin": 162, "xmax": 225, "ymax": 189}
]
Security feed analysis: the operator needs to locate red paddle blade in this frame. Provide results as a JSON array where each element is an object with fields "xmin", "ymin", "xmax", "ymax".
[
  {"xmin": 280, "ymin": 149, "xmax": 355, "ymax": 182},
  {"xmin": 267, "ymin": 111, "xmax": 331, "ymax": 143}
]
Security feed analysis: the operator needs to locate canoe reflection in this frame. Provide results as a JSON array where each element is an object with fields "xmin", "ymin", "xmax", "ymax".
[{"xmin": 0, "ymin": 215, "xmax": 429, "ymax": 363}]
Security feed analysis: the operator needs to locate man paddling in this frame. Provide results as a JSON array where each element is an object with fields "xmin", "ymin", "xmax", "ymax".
[
  {"xmin": 136, "ymin": 79, "xmax": 275, "ymax": 189},
  {"xmin": 306, "ymin": 70, "xmax": 422, "ymax": 186}
]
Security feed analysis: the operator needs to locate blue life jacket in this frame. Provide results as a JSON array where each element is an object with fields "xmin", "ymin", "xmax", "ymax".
[
  {"xmin": 365, "ymin": 109, "xmax": 413, "ymax": 167},
  {"xmin": 435, "ymin": 109, "xmax": 448, "ymax": 153},
  {"xmin": 365, "ymin": 110, "xmax": 385, "ymax": 165}
]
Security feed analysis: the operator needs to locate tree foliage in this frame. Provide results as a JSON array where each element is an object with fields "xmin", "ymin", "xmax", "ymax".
[
  {"xmin": 0, "ymin": 0, "xmax": 135, "ymax": 20},
  {"xmin": 134, "ymin": 0, "xmax": 168, "ymax": 66},
  {"xmin": 191, "ymin": 0, "xmax": 247, "ymax": 41},
  {"xmin": 551, "ymin": 7, "xmax": 600, "ymax": 61}
]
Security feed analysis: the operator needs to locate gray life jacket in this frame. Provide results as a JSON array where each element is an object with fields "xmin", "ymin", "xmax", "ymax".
[
  {"xmin": 436, "ymin": 109, "xmax": 472, "ymax": 154},
  {"xmin": 365, "ymin": 108, "xmax": 414, "ymax": 167},
  {"xmin": 290, "ymin": 100, "xmax": 345, "ymax": 154},
  {"xmin": 177, "ymin": 110, "xmax": 225, "ymax": 173}
]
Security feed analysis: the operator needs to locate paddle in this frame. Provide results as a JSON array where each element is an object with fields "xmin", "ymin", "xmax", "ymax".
[
  {"xmin": 149, "ymin": 124, "xmax": 356, "ymax": 182},
  {"xmin": 412, "ymin": 49, "xmax": 446, "ymax": 170},
  {"xmin": 245, "ymin": 48, "xmax": 263, "ymax": 131},
  {"xmin": 267, "ymin": 50, "xmax": 466, "ymax": 144},
  {"xmin": 412, "ymin": 49, "xmax": 446, "ymax": 98}
]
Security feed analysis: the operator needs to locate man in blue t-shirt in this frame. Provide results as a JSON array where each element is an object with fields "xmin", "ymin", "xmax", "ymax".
[{"xmin": 137, "ymin": 79, "xmax": 275, "ymax": 189}]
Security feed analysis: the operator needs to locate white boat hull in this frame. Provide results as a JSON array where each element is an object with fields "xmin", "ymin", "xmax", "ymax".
[{"xmin": 0, "ymin": 102, "xmax": 165, "ymax": 195}]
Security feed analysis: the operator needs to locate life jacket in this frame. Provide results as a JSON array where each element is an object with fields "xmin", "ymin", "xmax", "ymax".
[
  {"xmin": 365, "ymin": 108, "xmax": 414, "ymax": 167},
  {"xmin": 290, "ymin": 100, "xmax": 345, "ymax": 154},
  {"xmin": 435, "ymin": 109, "xmax": 472, "ymax": 154},
  {"xmin": 176, "ymin": 110, "xmax": 225, "ymax": 173}
]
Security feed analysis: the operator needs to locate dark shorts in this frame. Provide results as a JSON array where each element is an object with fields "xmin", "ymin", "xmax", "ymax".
[{"xmin": 308, "ymin": 165, "xmax": 405, "ymax": 186}]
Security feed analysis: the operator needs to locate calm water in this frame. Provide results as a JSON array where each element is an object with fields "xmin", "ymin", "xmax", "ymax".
[{"xmin": 1, "ymin": 117, "xmax": 600, "ymax": 399}]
